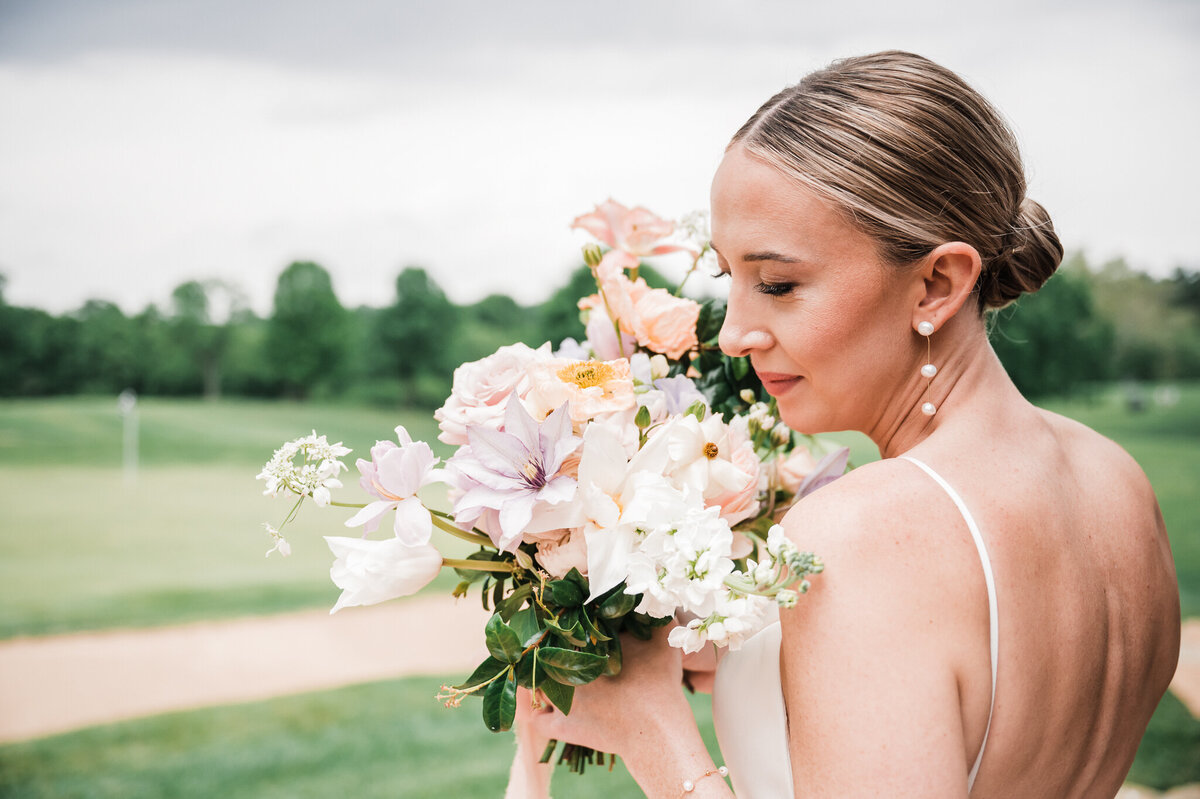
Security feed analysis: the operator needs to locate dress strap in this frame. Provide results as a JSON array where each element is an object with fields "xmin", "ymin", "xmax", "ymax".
[{"xmin": 899, "ymin": 456, "xmax": 998, "ymax": 793}]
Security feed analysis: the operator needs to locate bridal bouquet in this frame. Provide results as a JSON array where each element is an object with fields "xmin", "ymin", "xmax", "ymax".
[{"xmin": 256, "ymin": 200, "xmax": 849, "ymax": 772}]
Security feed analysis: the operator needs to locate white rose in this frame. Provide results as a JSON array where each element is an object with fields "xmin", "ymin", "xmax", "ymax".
[{"xmin": 434, "ymin": 342, "xmax": 553, "ymax": 445}]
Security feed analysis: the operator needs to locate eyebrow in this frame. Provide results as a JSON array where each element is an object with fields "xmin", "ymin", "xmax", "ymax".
[{"xmin": 711, "ymin": 244, "xmax": 804, "ymax": 264}]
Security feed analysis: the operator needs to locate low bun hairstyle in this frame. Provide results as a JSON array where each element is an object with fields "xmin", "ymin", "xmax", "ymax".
[{"xmin": 731, "ymin": 51, "xmax": 1063, "ymax": 310}]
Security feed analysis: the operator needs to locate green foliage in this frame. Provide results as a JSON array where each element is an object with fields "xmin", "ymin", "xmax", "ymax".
[
  {"xmin": 374, "ymin": 267, "xmax": 457, "ymax": 385},
  {"xmin": 1127, "ymin": 691, "xmax": 1200, "ymax": 789},
  {"xmin": 266, "ymin": 262, "xmax": 348, "ymax": 398},
  {"xmin": 989, "ymin": 257, "xmax": 1114, "ymax": 397}
]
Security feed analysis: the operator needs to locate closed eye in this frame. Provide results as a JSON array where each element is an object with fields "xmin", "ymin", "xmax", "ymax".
[{"xmin": 755, "ymin": 281, "xmax": 796, "ymax": 296}]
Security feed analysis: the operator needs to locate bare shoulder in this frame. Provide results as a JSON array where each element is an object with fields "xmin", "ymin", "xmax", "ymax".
[
  {"xmin": 1037, "ymin": 407, "xmax": 1159, "ymax": 507},
  {"xmin": 774, "ymin": 458, "xmax": 979, "ymax": 793},
  {"xmin": 779, "ymin": 456, "xmax": 965, "ymax": 572},
  {"xmin": 777, "ymin": 457, "xmax": 983, "ymax": 632}
]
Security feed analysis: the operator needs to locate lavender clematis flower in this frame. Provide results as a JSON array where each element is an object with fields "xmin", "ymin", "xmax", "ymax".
[
  {"xmin": 448, "ymin": 399, "xmax": 581, "ymax": 552},
  {"xmin": 653, "ymin": 374, "xmax": 705, "ymax": 415},
  {"xmin": 795, "ymin": 447, "xmax": 851, "ymax": 498}
]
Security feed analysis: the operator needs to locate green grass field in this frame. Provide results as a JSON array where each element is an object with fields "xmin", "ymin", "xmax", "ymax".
[
  {"xmin": 0, "ymin": 388, "xmax": 1197, "ymax": 794},
  {"xmin": 0, "ymin": 676, "xmax": 722, "ymax": 799}
]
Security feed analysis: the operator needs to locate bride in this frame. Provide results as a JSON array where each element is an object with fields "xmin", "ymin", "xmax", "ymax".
[{"xmin": 510, "ymin": 51, "xmax": 1181, "ymax": 797}]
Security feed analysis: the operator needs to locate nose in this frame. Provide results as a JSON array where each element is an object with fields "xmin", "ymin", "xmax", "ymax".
[{"xmin": 718, "ymin": 293, "xmax": 773, "ymax": 358}]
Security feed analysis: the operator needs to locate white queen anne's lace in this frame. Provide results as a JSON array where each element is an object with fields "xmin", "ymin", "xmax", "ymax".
[{"xmin": 256, "ymin": 431, "xmax": 351, "ymax": 507}]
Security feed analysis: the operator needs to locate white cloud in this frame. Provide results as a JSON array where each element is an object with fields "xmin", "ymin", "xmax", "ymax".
[{"xmin": 0, "ymin": 1, "xmax": 1196, "ymax": 315}]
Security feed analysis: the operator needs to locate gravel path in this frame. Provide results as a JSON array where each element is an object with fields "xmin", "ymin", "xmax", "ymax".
[
  {"xmin": 0, "ymin": 594, "xmax": 490, "ymax": 743},
  {"xmin": 0, "ymin": 601, "xmax": 1195, "ymax": 746}
]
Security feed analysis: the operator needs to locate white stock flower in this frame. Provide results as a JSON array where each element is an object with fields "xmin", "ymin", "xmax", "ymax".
[
  {"xmin": 324, "ymin": 535, "xmax": 443, "ymax": 613},
  {"xmin": 257, "ymin": 431, "xmax": 351, "ymax": 505}
]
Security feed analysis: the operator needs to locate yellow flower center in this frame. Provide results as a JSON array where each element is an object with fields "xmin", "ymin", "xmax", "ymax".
[
  {"xmin": 703, "ymin": 442, "xmax": 719, "ymax": 460},
  {"xmin": 557, "ymin": 361, "xmax": 618, "ymax": 391}
]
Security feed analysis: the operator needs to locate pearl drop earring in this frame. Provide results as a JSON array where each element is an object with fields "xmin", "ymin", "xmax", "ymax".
[{"xmin": 917, "ymin": 321, "xmax": 937, "ymax": 416}]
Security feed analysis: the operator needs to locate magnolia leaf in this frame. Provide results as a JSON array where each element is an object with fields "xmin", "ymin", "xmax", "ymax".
[
  {"xmin": 598, "ymin": 590, "xmax": 636, "ymax": 620},
  {"xmin": 696, "ymin": 298, "xmax": 727, "ymax": 343},
  {"xmin": 508, "ymin": 607, "xmax": 546, "ymax": 648},
  {"xmin": 548, "ymin": 579, "xmax": 584, "ymax": 608},
  {"xmin": 539, "ymin": 672, "xmax": 575, "ymax": 715},
  {"xmin": 482, "ymin": 668, "xmax": 517, "ymax": 732},
  {"xmin": 545, "ymin": 615, "xmax": 588, "ymax": 647},
  {"xmin": 579, "ymin": 608, "xmax": 612, "ymax": 643},
  {"xmin": 495, "ymin": 582, "xmax": 534, "ymax": 621},
  {"xmin": 485, "ymin": 613, "xmax": 524, "ymax": 664},
  {"xmin": 538, "ymin": 647, "xmax": 606, "ymax": 686},
  {"xmin": 603, "ymin": 636, "xmax": 623, "ymax": 677}
]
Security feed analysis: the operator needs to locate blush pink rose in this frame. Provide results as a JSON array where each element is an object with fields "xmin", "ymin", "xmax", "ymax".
[
  {"xmin": 434, "ymin": 342, "xmax": 553, "ymax": 445},
  {"xmin": 707, "ymin": 442, "xmax": 762, "ymax": 526},
  {"xmin": 632, "ymin": 288, "xmax": 701, "ymax": 359},
  {"xmin": 535, "ymin": 529, "xmax": 589, "ymax": 578},
  {"xmin": 777, "ymin": 447, "xmax": 819, "ymax": 495}
]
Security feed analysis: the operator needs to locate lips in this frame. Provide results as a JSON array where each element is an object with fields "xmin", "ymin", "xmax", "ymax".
[{"xmin": 755, "ymin": 370, "xmax": 802, "ymax": 396}]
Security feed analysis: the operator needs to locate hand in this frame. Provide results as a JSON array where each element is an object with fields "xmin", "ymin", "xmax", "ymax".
[
  {"xmin": 504, "ymin": 688, "xmax": 554, "ymax": 799},
  {"xmin": 521, "ymin": 624, "xmax": 692, "ymax": 757}
]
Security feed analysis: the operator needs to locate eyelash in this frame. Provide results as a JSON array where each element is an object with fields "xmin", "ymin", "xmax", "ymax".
[
  {"xmin": 709, "ymin": 269, "xmax": 797, "ymax": 297},
  {"xmin": 755, "ymin": 281, "xmax": 796, "ymax": 297}
]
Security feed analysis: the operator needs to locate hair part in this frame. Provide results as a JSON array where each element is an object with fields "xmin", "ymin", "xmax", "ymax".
[{"xmin": 731, "ymin": 50, "xmax": 1063, "ymax": 310}]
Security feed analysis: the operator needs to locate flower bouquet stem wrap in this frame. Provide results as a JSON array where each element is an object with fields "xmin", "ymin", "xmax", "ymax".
[{"xmin": 255, "ymin": 199, "xmax": 849, "ymax": 777}]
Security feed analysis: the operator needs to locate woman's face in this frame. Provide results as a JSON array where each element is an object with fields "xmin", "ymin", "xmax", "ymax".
[{"xmin": 712, "ymin": 145, "xmax": 922, "ymax": 435}]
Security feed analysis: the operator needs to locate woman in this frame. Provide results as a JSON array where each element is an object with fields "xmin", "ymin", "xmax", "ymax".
[{"xmin": 517, "ymin": 51, "xmax": 1181, "ymax": 797}]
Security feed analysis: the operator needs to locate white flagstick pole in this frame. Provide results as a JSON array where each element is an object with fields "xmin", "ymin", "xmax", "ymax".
[{"xmin": 118, "ymin": 389, "xmax": 138, "ymax": 487}]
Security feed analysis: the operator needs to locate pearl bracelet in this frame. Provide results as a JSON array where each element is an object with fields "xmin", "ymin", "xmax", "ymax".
[{"xmin": 681, "ymin": 765, "xmax": 729, "ymax": 793}]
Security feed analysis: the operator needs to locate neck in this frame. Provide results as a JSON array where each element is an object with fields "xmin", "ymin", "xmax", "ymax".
[{"xmin": 865, "ymin": 314, "xmax": 1018, "ymax": 460}]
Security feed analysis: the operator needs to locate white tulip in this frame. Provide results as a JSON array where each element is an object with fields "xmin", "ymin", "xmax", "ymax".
[{"xmin": 324, "ymin": 535, "xmax": 442, "ymax": 613}]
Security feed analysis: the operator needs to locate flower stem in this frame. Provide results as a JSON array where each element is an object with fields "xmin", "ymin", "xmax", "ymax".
[
  {"xmin": 329, "ymin": 500, "xmax": 366, "ymax": 509},
  {"xmin": 674, "ymin": 248, "xmax": 705, "ymax": 297},
  {"xmin": 430, "ymin": 514, "xmax": 493, "ymax": 547},
  {"xmin": 442, "ymin": 557, "xmax": 517, "ymax": 573}
]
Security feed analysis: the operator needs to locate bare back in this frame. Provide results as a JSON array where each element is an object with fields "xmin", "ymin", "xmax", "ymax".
[
  {"xmin": 936, "ymin": 407, "xmax": 1181, "ymax": 797},
  {"xmin": 782, "ymin": 401, "xmax": 1181, "ymax": 797}
]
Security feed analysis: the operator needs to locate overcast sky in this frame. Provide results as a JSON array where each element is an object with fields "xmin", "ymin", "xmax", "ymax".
[{"xmin": 1, "ymin": 0, "xmax": 1197, "ymax": 317}]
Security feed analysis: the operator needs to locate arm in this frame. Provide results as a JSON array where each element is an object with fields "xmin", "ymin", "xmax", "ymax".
[
  {"xmin": 521, "ymin": 625, "xmax": 734, "ymax": 798},
  {"xmin": 778, "ymin": 476, "xmax": 974, "ymax": 798}
]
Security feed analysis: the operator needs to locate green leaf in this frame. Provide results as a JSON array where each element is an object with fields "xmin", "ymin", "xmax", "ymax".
[
  {"xmin": 603, "ymin": 636, "xmax": 623, "ymax": 677},
  {"xmin": 696, "ymin": 297, "xmax": 727, "ymax": 343},
  {"xmin": 482, "ymin": 668, "xmax": 517, "ymax": 732},
  {"xmin": 544, "ymin": 615, "xmax": 588, "ymax": 647},
  {"xmin": 579, "ymin": 608, "xmax": 611, "ymax": 643},
  {"xmin": 598, "ymin": 590, "xmax": 636, "ymax": 620},
  {"xmin": 454, "ymin": 656, "xmax": 508, "ymax": 690},
  {"xmin": 539, "ymin": 673, "xmax": 575, "ymax": 715},
  {"xmin": 508, "ymin": 607, "xmax": 546, "ymax": 648},
  {"xmin": 538, "ymin": 647, "xmax": 607, "ymax": 686},
  {"xmin": 496, "ymin": 582, "xmax": 533, "ymax": 621},
  {"xmin": 564, "ymin": 567, "xmax": 589, "ymax": 593},
  {"xmin": 548, "ymin": 579, "xmax": 584, "ymax": 608},
  {"xmin": 729, "ymin": 356, "xmax": 750, "ymax": 380},
  {"xmin": 484, "ymin": 613, "xmax": 524, "ymax": 663}
]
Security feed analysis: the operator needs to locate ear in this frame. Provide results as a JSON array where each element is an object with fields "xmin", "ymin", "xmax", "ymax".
[{"xmin": 912, "ymin": 242, "xmax": 981, "ymax": 329}]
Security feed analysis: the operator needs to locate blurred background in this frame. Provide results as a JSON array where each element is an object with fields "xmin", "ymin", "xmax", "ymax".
[{"xmin": 1, "ymin": 0, "xmax": 1197, "ymax": 796}]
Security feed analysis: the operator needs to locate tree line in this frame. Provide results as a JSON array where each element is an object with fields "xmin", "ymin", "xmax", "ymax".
[{"xmin": 1, "ymin": 254, "xmax": 1197, "ymax": 405}]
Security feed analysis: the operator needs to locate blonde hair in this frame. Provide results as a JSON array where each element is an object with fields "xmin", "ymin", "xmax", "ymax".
[{"xmin": 731, "ymin": 50, "xmax": 1063, "ymax": 310}]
